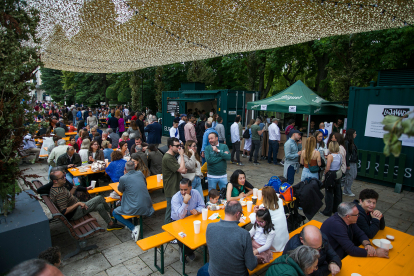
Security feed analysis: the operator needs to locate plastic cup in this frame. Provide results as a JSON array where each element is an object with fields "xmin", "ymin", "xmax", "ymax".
[
  {"xmin": 324, "ymin": 149, "xmax": 329, "ymax": 156},
  {"xmin": 247, "ymin": 201, "xmax": 253, "ymax": 212},
  {"xmin": 257, "ymin": 190, "xmax": 262, "ymax": 200},
  {"xmin": 380, "ymin": 239, "xmax": 391, "ymax": 249},
  {"xmin": 252, "ymin": 196, "xmax": 257, "ymax": 205},
  {"xmin": 90, "ymin": 180, "xmax": 96, "ymax": 189},
  {"xmin": 193, "ymin": 220, "xmax": 201, "ymax": 234},
  {"xmin": 105, "ymin": 159, "xmax": 108, "ymax": 166},
  {"xmin": 157, "ymin": 174, "xmax": 162, "ymax": 182},
  {"xmin": 253, "ymin": 188, "xmax": 258, "ymax": 197},
  {"xmin": 202, "ymin": 208, "xmax": 208, "ymax": 220}
]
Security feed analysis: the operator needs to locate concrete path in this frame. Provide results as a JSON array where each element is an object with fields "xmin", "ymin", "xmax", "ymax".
[{"xmin": 20, "ymin": 136, "xmax": 414, "ymax": 276}]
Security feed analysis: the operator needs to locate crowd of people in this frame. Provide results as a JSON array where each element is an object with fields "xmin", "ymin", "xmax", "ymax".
[{"xmin": 15, "ymin": 101, "xmax": 389, "ymax": 276}]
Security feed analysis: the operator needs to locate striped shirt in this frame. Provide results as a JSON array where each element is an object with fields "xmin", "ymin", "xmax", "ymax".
[{"xmin": 50, "ymin": 186, "xmax": 78, "ymax": 220}]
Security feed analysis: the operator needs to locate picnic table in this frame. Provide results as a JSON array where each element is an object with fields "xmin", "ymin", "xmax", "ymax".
[
  {"xmin": 65, "ymin": 132, "xmax": 77, "ymax": 136},
  {"xmin": 162, "ymin": 192, "xmax": 295, "ymax": 276},
  {"xmin": 68, "ymin": 165, "xmax": 106, "ymax": 177},
  {"xmin": 338, "ymin": 226, "xmax": 414, "ymax": 276},
  {"xmin": 109, "ymin": 175, "xmax": 163, "ymax": 195}
]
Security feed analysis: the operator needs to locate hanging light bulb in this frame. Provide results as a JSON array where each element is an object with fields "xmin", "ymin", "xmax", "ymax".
[
  {"xmin": 360, "ymin": 5, "xmax": 363, "ymax": 10},
  {"xmin": 347, "ymin": 3, "xmax": 351, "ymax": 9},
  {"xmin": 334, "ymin": 2, "xmax": 338, "ymax": 8},
  {"xmin": 380, "ymin": 10, "xmax": 385, "ymax": 15},
  {"xmin": 320, "ymin": 0, "xmax": 324, "ymax": 5},
  {"xmin": 392, "ymin": 17, "xmax": 396, "ymax": 22}
]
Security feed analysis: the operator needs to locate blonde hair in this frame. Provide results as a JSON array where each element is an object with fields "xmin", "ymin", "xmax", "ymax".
[
  {"xmin": 328, "ymin": 141, "xmax": 340, "ymax": 154},
  {"xmin": 262, "ymin": 186, "xmax": 279, "ymax": 210},
  {"xmin": 304, "ymin": 137, "xmax": 316, "ymax": 164}
]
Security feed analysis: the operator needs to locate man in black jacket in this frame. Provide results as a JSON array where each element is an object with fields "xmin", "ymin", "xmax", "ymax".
[
  {"xmin": 354, "ymin": 189, "xmax": 385, "ymax": 239},
  {"xmin": 196, "ymin": 114, "xmax": 206, "ymax": 155},
  {"xmin": 283, "ymin": 225, "xmax": 342, "ymax": 276},
  {"xmin": 56, "ymin": 146, "xmax": 82, "ymax": 184}
]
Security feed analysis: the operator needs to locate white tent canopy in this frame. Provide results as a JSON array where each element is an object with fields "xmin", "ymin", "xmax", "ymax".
[{"xmin": 27, "ymin": 0, "xmax": 414, "ymax": 73}]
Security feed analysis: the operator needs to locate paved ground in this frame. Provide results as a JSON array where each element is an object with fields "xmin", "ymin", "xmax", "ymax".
[{"xmin": 20, "ymin": 136, "xmax": 414, "ymax": 276}]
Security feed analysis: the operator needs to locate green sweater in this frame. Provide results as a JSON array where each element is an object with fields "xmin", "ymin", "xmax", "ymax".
[
  {"xmin": 204, "ymin": 143, "xmax": 231, "ymax": 176},
  {"xmin": 265, "ymin": 255, "xmax": 305, "ymax": 276}
]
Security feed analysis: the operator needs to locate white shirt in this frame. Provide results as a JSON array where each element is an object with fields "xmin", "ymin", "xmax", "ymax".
[
  {"xmin": 123, "ymin": 108, "xmax": 129, "ymax": 116},
  {"xmin": 268, "ymin": 122, "xmax": 280, "ymax": 141},
  {"xmin": 169, "ymin": 126, "xmax": 180, "ymax": 140},
  {"xmin": 230, "ymin": 122, "xmax": 240, "ymax": 143}
]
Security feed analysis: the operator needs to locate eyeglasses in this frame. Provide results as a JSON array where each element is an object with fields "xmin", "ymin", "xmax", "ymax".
[
  {"xmin": 315, "ymin": 243, "xmax": 325, "ymax": 251},
  {"xmin": 172, "ymin": 144, "xmax": 181, "ymax": 148},
  {"xmin": 191, "ymin": 145, "xmax": 197, "ymax": 148},
  {"xmin": 57, "ymin": 175, "xmax": 66, "ymax": 181},
  {"xmin": 349, "ymin": 214, "xmax": 360, "ymax": 217}
]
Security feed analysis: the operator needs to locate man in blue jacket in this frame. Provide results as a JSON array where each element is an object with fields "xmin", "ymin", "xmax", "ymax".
[
  {"xmin": 144, "ymin": 117, "xmax": 162, "ymax": 146},
  {"xmin": 283, "ymin": 225, "xmax": 342, "ymax": 276},
  {"xmin": 320, "ymin": 202, "xmax": 389, "ymax": 260},
  {"xmin": 354, "ymin": 189, "xmax": 385, "ymax": 239}
]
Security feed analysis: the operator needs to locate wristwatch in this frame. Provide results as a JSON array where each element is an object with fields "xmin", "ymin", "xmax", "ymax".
[{"xmin": 217, "ymin": 149, "xmax": 221, "ymax": 153}]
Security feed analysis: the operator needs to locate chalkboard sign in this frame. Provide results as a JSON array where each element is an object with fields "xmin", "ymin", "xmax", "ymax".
[{"xmin": 167, "ymin": 101, "xmax": 180, "ymax": 114}]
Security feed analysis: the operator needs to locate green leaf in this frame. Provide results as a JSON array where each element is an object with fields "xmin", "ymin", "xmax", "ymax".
[
  {"xmin": 381, "ymin": 115, "xmax": 400, "ymax": 125},
  {"xmin": 390, "ymin": 141, "xmax": 402, "ymax": 157}
]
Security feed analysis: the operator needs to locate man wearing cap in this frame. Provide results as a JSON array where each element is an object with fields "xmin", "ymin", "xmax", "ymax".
[
  {"xmin": 22, "ymin": 133, "xmax": 41, "ymax": 163},
  {"xmin": 283, "ymin": 129, "xmax": 302, "ymax": 185},
  {"xmin": 179, "ymin": 114, "xmax": 187, "ymax": 126},
  {"xmin": 268, "ymin": 118, "xmax": 281, "ymax": 165}
]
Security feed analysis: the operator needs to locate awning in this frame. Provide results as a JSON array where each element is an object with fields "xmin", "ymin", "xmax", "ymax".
[
  {"xmin": 174, "ymin": 98, "xmax": 215, "ymax": 102},
  {"xmin": 181, "ymin": 90, "xmax": 221, "ymax": 95}
]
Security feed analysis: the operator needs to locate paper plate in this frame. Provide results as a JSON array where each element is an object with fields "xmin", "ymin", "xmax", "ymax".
[{"xmin": 372, "ymin": 239, "xmax": 393, "ymax": 249}]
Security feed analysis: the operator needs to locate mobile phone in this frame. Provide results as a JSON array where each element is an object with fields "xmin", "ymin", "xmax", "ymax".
[{"xmin": 73, "ymin": 177, "xmax": 80, "ymax": 186}]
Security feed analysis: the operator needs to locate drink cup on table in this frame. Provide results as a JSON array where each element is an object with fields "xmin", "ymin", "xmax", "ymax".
[
  {"xmin": 252, "ymin": 196, "xmax": 257, "ymax": 205},
  {"xmin": 157, "ymin": 174, "xmax": 162, "ymax": 182},
  {"xmin": 380, "ymin": 239, "xmax": 391, "ymax": 250},
  {"xmin": 253, "ymin": 188, "xmax": 258, "ymax": 197},
  {"xmin": 257, "ymin": 190, "xmax": 262, "ymax": 200},
  {"xmin": 202, "ymin": 208, "xmax": 208, "ymax": 220},
  {"xmin": 247, "ymin": 201, "xmax": 253, "ymax": 212},
  {"xmin": 105, "ymin": 159, "xmax": 108, "ymax": 166},
  {"xmin": 90, "ymin": 180, "xmax": 96, "ymax": 189},
  {"xmin": 193, "ymin": 220, "xmax": 201, "ymax": 234}
]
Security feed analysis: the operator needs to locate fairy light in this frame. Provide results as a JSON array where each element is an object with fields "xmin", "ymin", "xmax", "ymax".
[{"xmin": 22, "ymin": 0, "xmax": 414, "ymax": 73}]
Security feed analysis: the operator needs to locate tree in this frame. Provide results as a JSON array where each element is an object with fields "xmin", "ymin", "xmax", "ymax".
[
  {"xmin": 187, "ymin": 60, "xmax": 215, "ymax": 85},
  {"xmin": 154, "ymin": 67, "xmax": 164, "ymax": 112},
  {"xmin": 0, "ymin": 0, "xmax": 42, "ymax": 214},
  {"xmin": 130, "ymin": 70, "xmax": 141, "ymax": 111},
  {"xmin": 39, "ymin": 68, "xmax": 65, "ymax": 102}
]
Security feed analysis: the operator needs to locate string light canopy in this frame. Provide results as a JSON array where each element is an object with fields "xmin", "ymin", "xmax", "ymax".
[{"xmin": 27, "ymin": 0, "xmax": 414, "ymax": 73}]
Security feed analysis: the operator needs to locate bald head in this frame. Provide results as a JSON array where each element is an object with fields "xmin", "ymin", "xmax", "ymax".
[{"xmin": 300, "ymin": 225, "xmax": 323, "ymax": 249}]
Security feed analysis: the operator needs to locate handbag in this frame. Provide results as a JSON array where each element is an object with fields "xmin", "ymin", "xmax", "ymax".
[{"xmin": 307, "ymin": 160, "xmax": 319, "ymax": 173}]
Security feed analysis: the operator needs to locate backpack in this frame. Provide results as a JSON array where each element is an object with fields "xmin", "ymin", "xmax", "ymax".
[
  {"xmin": 242, "ymin": 128, "xmax": 250, "ymax": 139},
  {"xmin": 279, "ymin": 182, "xmax": 294, "ymax": 202},
  {"xmin": 265, "ymin": 176, "xmax": 282, "ymax": 192},
  {"xmin": 219, "ymin": 187, "xmax": 227, "ymax": 200}
]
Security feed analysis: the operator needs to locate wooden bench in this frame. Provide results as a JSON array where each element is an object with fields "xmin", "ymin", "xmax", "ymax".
[
  {"xmin": 357, "ymin": 149, "xmax": 407, "ymax": 193},
  {"xmin": 136, "ymin": 231, "xmax": 175, "ymax": 274},
  {"xmin": 32, "ymin": 180, "xmax": 105, "ymax": 259}
]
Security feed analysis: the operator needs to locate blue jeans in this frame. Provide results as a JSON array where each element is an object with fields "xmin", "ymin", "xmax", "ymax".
[
  {"xmin": 112, "ymin": 208, "xmax": 135, "ymax": 231},
  {"xmin": 287, "ymin": 165, "xmax": 296, "ymax": 185},
  {"xmin": 268, "ymin": 140, "xmax": 280, "ymax": 164},
  {"xmin": 208, "ymin": 176, "xmax": 227, "ymax": 192},
  {"xmin": 197, "ymin": 263, "xmax": 210, "ymax": 276},
  {"xmin": 192, "ymin": 176, "xmax": 204, "ymax": 199}
]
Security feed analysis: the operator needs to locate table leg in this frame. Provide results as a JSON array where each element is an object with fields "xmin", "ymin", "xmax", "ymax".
[
  {"xmin": 139, "ymin": 216, "xmax": 143, "ymax": 239},
  {"xmin": 204, "ymin": 245, "xmax": 207, "ymax": 264},
  {"xmin": 182, "ymin": 244, "xmax": 188, "ymax": 276},
  {"xmin": 154, "ymin": 245, "xmax": 165, "ymax": 274}
]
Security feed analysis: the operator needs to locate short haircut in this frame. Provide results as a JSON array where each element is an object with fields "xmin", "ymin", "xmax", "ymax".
[
  {"xmin": 107, "ymin": 128, "xmax": 113, "ymax": 133},
  {"xmin": 53, "ymin": 136, "xmax": 60, "ymax": 142},
  {"xmin": 200, "ymin": 114, "xmax": 206, "ymax": 121},
  {"xmin": 255, "ymin": 118, "xmax": 261, "ymax": 123},
  {"xmin": 208, "ymin": 189, "xmax": 220, "ymax": 199},
  {"xmin": 57, "ymin": 139, "xmax": 66, "ymax": 146},
  {"xmin": 7, "ymin": 258, "xmax": 50, "ymax": 276},
  {"xmin": 148, "ymin": 144, "xmax": 158, "ymax": 152},
  {"xmin": 208, "ymin": 132, "xmax": 218, "ymax": 138},
  {"xmin": 235, "ymin": 115, "xmax": 241, "ymax": 122},
  {"xmin": 225, "ymin": 200, "xmax": 242, "ymax": 215},
  {"xmin": 38, "ymin": 246, "xmax": 61, "ymax": 265},
  {"xmin": 67, "ymin": 146, "xmax": 75, "ymax": 152},
  {"xmin": 288, "ymin": 119, "xmax": 295, "ymax": 125},
  {"xmin": 217, "ymin": 116, "xmax": 223, "ymax": 123},
  {"xmin": 359, "ymin": 189, "xmax": 379, "ymax": 201},
  {"xmin": 50, "ymin": 167, "xmax": 64, "ymax": 174},
  {"xmin": 337, "ymin": 202, "xmax": 356, "ymax": 218},
  {"xmin": 205, "ymin": 121, "xmax": 212, "ymax": 128},
  {"xmin": 180, "ymin": 178, "xmax": 192, "ymax": 187},
  {"xmin": 167, "ymin": 137, "xmax": 179, "ymax": 148},
  {"xmin": 173, "ymin": 119, "xmax": 180, "ymax": 124},
  {"xmin": 111, "ymin": 150, "xmax": 124, "ymax": 161},
  {"xmin": 288, "ymin": 245, "xmax": 319, "ymax": 274},
  {"xmin": 125, "ymin": 161, "xmax": 135, "ymax": 172}
]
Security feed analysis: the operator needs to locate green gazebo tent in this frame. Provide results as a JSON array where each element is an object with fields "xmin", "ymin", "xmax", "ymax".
[{"xmin": 246, "ymin": 80, "xmax": 347, "ymax": 135}]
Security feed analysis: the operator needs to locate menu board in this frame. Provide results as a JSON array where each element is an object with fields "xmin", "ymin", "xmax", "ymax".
[{"xmin": 167, "ymin": 101, "xmax": 180, "ymax": 114}]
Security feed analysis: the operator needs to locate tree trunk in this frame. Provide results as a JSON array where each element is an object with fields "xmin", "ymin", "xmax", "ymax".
[{"xmin": 309, "ymin": 41, "xmax": 330, "ymax": 96}]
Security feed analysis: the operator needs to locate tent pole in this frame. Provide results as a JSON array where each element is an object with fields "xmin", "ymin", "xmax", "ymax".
[{"xmin": 307, "ymin": 114, "xmax": 311, "ymax": 137}]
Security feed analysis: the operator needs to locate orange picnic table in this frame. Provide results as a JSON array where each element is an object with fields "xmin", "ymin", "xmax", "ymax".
[
  {"xmin": 338, "ymin": 226, "xmax": 414, "ymax": 276},
  {"xmin": 161, "ymin": 192, "xmax": 296, "ymax": 276},
  {"xmin": 65, "ymin": 132, "xmax": 77, "ymax": 136},
  {"xmin": 68, "ymin": 165, "xmax": 106, "ymax": 177},
  {"xmin": 109, "ymin": 175, "xmax": 164, "ymax": 196}
]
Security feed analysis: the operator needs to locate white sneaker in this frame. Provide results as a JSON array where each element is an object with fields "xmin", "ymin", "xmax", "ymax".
[{"xmin": 131, "ymin": 226, "xmax": 140, "ymax": 242}]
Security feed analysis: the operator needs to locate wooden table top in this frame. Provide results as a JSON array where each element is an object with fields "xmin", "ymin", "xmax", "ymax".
[
  {"xmin": 110, "ymin": 175, "xmax": 163, "ymax": 196},
  {"xmin": 162, "ymin": 193, "xmax": 295, "ymax": 250},
  {"xmin": 69, "ymin": 165, "xmax": 106, "ymax": 177},
  {"xmin": 65, "ymin": 132, "xmax": 77, "ymax": 136}
]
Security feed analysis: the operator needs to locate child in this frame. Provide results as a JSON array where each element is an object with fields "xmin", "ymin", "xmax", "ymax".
[
  {"xmin": 249, "ymin": 208, "xmax": 276, "ymax": 264},
  {"xmin": 206, "ymin": 189, "xmax": 224, "ymax": 210},
  {"xmin": 68, "ymin": 122, "xmax": 77, "ymax": 132},
  {"xmin": 38, "ymin": 246, "xmax": 61, "ymax": 267}
]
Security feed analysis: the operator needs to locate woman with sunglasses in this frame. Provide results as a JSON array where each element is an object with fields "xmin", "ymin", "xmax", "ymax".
[{"xmin": 177, "ymin": 140, "xmax": 204, "ymax": 198}]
